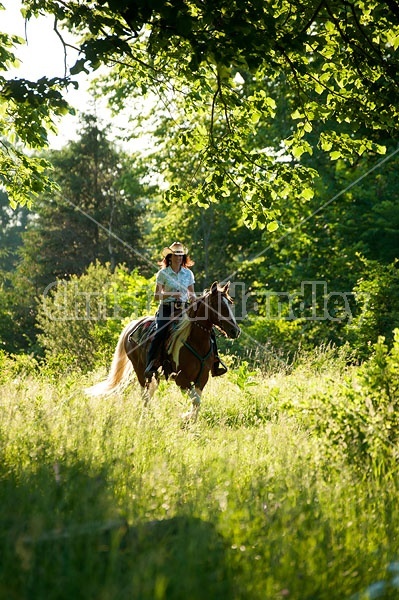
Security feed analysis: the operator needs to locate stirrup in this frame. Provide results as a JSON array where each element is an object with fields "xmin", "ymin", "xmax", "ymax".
[
  {"xmin": 212, "ymin": 360, "xmax": 228, "ymax": 377},
  {"xmin": 144, "ymin": 360, "xmax": 159, "ymax": 379}
]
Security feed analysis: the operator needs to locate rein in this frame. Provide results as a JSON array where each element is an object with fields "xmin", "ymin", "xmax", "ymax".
[
  {"xmin": 183, "ymin": 340, "xmax": 213, "ymax": 388},
  {"xmin": 192, "ymin": 321, "xmax": 213, "ymax": 333},
  {"xmin": 183, "ymin": 299, "xmax": 215, "ymax": 387}
]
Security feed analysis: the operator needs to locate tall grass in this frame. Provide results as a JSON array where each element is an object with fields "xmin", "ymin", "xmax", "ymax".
[{"xmin": 1, "ymin": 346, "xmax": 399, "ymax": 599}]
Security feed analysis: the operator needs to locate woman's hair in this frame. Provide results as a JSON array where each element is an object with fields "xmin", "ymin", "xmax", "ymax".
[{"xmin": 161, "ymin": 254, "xmax": 195, "ymax": 268}]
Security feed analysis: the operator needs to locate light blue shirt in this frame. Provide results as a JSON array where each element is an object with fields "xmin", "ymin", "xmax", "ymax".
[{"xmin": 156, "ymin": 266, "xmax": 195, "ymax": 303}]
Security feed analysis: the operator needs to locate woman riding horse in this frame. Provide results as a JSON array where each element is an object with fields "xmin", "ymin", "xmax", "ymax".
[
  {"xmin": 144, "ymin": 241, "xmax": 227, "ymax": 379},
  {"xmin": 85, "ymin": 281, "xmax": 240, "ymax": 422}
]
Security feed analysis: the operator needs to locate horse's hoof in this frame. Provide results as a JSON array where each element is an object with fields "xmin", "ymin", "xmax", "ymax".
[{"xmin": 181, "ymin": 407, "xmax": 199, "ymax": 425}]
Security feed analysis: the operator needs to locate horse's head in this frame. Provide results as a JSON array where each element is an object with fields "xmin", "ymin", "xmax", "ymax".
[{"xmin": 203, "ymin": 281, "xmax": 241, "ymax": 339}]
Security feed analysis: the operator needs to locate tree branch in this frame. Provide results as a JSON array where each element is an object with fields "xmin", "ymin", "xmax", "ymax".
[
  {"xmin": 52, "ymin": 16, "xmax": 68, "ymax": 78},
  {"xmin": 299, "ymin": 0, "xmax": 327, "ymax": 36},
  {"xmin": 348, "ymin": 2, "xmax": 385, "ymax": 65}
]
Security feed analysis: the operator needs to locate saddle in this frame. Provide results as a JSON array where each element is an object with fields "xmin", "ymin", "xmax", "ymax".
[
  {"xmin": 128, "ymin": 317, "xmax": 174, "ymax": 379},
  {"xmin": 128, "ymin": 317, "xmax": 156, "ymax": 347}
]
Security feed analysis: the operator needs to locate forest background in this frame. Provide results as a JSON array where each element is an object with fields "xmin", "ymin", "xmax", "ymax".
[{"xmin": 1, "ymin": 0, "xmax": 399, "ymax": 368}]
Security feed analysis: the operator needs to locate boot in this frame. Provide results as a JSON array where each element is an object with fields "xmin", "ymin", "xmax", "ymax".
[
  {"xmin": 144, "ymin": 358, "xmax": 160, "ymax": 379},
  {"xmin": 144, "ymin": 342, "xmax": 162, "ymax": 379},
  {"xmin": 212, "ymin": 357, "xmax": 228, "ymax": 377}
]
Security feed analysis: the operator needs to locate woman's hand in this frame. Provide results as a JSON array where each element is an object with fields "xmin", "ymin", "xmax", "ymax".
[{"xmin": 165, "ymin": 290, "xmax": 181, "ymax": 300}]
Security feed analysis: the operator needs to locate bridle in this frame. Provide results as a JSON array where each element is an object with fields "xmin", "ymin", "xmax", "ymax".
[
  {"xmin": 189, "ymin": 290, "xmax": 233, "ymax": 336},
  {"xmin": 192, "ymin": 321, "xmax": 213, "ymax": 333},
  {"xmin": 182, "ymin": 290, "xmax": 232, "ymax": 387}
]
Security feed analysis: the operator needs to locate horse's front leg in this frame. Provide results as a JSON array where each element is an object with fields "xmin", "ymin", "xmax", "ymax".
[
  {"xmin": 141, "ymin": 385, "xmax": 151, "ymax": 407},
  {"xmin": 181, "ymin": 386, "xmax": 202, "ymax": 423},
  {"xmin": 141, "ymin": 377, "xmax": 157, "ymax": 407}
]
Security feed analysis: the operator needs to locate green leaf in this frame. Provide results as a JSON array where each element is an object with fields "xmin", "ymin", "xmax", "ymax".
[
  {"xmin": 266, "ymin": 220, "xmax": 279, "ymax": 232},
  {"xmin": 250, "ymin": 110, "xmax": 261, "ymax": 124},
  {"xmin": 301, "ymin": 187, "xmax": 314, "ymax": 201},
  {"xmin": 320, "ymin": 138, "xmax": 333, "ymax": 152},
  {"xmin": 291, "ymin": 109, "xmax": 304, "ymax": 120},
  {"xmin": 70, "ymin": 59, "xmax": 89, "ymax": 75}
]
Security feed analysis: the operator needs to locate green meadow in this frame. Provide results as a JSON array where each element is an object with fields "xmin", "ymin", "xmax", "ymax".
[{"xmin": 2, "ymin": 339, "xmax": 399, "ymax": 600}]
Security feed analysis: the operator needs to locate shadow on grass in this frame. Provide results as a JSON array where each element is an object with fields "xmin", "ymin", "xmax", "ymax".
[{"xmin": 1, "ymin": 461, "xmax": 234, "ymax": 600}]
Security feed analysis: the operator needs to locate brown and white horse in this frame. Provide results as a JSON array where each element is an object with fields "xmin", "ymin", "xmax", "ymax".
[{"xmin": 85, "ymin": 282, "xmax": 240, "ymax": 420}]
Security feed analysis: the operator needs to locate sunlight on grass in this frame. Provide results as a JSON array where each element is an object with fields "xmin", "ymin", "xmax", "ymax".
[{"xmin": 1, "ymin": 347, "xmax": 399, "ymax": 599}]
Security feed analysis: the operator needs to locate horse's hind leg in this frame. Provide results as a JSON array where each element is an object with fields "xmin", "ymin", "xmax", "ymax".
[
  {"xmin": 141, "ymin": 378, "xmax": 157, "ymax": 406},
  {"xmin": 138, "ymin": 380, "xmax": 158, "ymax": 424},
  {"xmin": 129, "ymin": 351, "xmax": 155, "ymax": 407},
  {"xmin": 128, "ymin": 352, "xmax": 157, "ymax": 416}
]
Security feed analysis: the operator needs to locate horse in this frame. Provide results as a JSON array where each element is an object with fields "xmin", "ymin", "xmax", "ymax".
[{"xmin": 85, "ymin": 281, "xmax": 240, "ymax": 421}]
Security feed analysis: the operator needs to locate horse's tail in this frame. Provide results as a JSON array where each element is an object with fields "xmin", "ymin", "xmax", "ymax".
[{"xmin": 85, "ymin": 321, "xmax": 135, "ymax": 397}]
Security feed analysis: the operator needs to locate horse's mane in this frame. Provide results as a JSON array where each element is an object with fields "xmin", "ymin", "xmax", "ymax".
[
  {"xmin": 167, "ymin": 289, "xmax": 210, "ymax": 366},
  {"xmin": 167, "ymin": 284, "xmax": 233, "ymax": 366},
  {"xmin": 168, "ymin": 313, "xmax": 191, "ymax": 366}
]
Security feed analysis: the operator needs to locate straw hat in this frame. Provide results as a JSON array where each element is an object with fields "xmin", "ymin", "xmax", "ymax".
[{"xmin": 161, "ymin": 241, "xmax": 188, "ymax": 258}]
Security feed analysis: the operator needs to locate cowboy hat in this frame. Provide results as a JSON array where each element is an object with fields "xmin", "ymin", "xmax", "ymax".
[{"xmin": 161, "ymin": 241, "xmax": 188, "ymax": 258}]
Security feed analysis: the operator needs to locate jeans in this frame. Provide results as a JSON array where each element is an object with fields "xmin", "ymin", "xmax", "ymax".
[{"xmin": 146, "ymin": 303, "xmax": 178, "ymax": 364}]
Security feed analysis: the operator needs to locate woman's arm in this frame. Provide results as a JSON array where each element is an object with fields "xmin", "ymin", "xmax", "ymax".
[
  {"xmin": 154, "ymin": 282, "xmax": 164, "ymax": 302},
  {"xmin": 187, "ymin": 284, "xmax": 196, "ymax": 303},
  {"xmin": 154, "ymin": 283, "xmax": 182, "ymax": 302}
]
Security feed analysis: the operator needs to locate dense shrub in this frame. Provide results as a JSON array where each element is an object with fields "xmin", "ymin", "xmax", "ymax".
[
  {"xmin": 345, "ymin": 258, "xmax": 399, "ymax": 359},
  {"xmin": 310, "ymin": 330, "xmax": 399, "ymax": 476},
  {"xmin": 36, "ymin": 262, "xmax": 155, "ymax": 372},
  {"xmin": 238, "ymin": 315, "xmax": 306, "ymax": 367},
  {"xmin": 0, "ymin": 349, "xmax": 39, "ymax": 381}
]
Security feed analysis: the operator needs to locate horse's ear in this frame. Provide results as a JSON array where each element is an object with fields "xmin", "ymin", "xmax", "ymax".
[
  {"xmin": 211, "ymin": 281, "xmax": 218, "ymax": 294},
  {"xmin": 223, "ymin": 281, "xmax": 230, "ymax": 293}
]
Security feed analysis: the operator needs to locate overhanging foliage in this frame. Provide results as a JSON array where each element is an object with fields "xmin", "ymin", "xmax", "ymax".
[{"xmin": 2, "ymin": 1, "xmax": 399, "ymax": 222}]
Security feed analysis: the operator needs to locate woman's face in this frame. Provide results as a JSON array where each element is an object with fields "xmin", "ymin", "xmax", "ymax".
[{"xmin": 170, "ymin": 253, "xmax": 183, "ymax": 269}]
